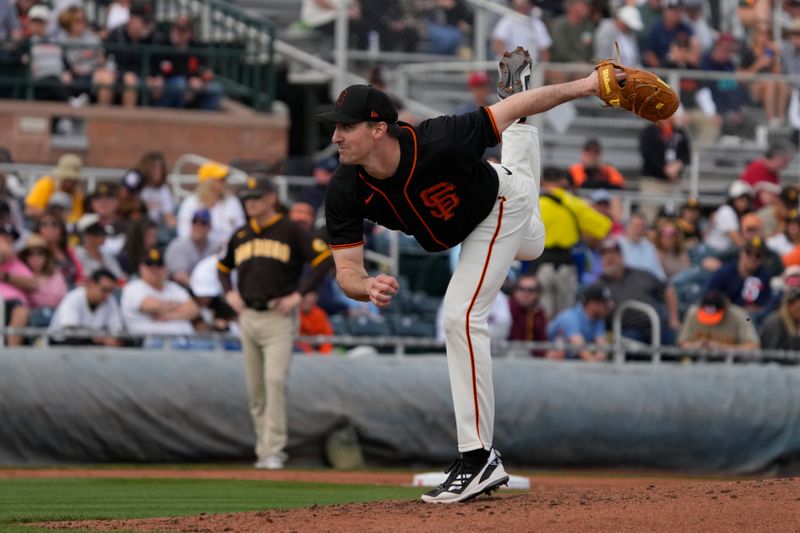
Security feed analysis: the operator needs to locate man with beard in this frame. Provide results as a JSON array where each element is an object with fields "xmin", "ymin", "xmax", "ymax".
[{"xmin": 598, "ymin": 237, "xmax": 680, "ymax": 345}]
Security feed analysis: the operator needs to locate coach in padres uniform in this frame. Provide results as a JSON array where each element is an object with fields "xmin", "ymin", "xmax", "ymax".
[
  {"xmin": 321, "ymin": 56, "xmax": 608, "ymax": 502},
  {"xmin": 218, "ymin": 177, "xmax": 330, "ymax": 470}
]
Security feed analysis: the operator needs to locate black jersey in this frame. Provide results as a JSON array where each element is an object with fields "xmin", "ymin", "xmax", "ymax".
[
  {"xmin": 217, "ymin": 214, "xmax": 331, "ymax": 306},
  {"xmin": 325, "ymin": 107, "xmax": 502, "ymax": 252}
]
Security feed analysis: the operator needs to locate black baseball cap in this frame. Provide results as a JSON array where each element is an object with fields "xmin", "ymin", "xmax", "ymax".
[
  {"xmin": 238, "ymin": 176, "xmax": 275, "ymax": 200},
  {"xmin": 91, "ymin": 182, "xmax": 118, "ymax": 199},
  {"xmin": 318, "ymin": 85, "xmax": 398, "ymax": 124},
  {"xmin": 582, "ymin": 283, "xmax": 613, "ymax": 304},
  {"xmin": 697, "ymin": 289, "xmax": 726, "ymax": 326},
  {"xmin": 781, "ymin": 186, "xmax": 799, "ymax": 207},
  {"xmin": 744, "ymin": 236, "xmax": 768, "ymax": 255},
  {"xmin": 142, "ymin": 248, "xmax": 164, "ymax": 267},
  {"xmin": 129, "ymin": 2, "xmax": 153, "ymax": 22},
  {"xmin": 0, "ymin": 222, "xmax": 19, "ymax": 240}
]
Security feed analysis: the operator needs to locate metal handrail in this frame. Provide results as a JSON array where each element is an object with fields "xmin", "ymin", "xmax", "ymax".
[
  {"xmin": 8, "ymin": 39, "xmax": 273, "ymax": 109},
  {"xmin": 612, "ymin": 300, "xmax": 662, "ymax": 364},
  {"xmin": 6, "ymin": 325, "xmax": 800, "ymax": 364}
]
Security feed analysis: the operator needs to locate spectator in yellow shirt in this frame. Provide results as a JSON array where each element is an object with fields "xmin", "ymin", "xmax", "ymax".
[
  {"xmin": 536, "ymin": 167, "xmax": 612, "ymax": 317},
  {"xmin": 24, "ymin": 153, "xmax": 85, "ymax": 223}
]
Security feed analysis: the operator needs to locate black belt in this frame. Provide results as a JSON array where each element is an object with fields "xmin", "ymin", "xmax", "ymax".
[
  {"xmin": 538, "ymin": 247, "xmax": 574, "ymax": 266},
  {"xmin": 245, "ymin": 299, "xmax": 275, "ymax": 311}
]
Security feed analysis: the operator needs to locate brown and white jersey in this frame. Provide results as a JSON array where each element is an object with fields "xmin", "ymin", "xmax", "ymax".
[{"xmin": 218, "ymin": 214, "xmax": 331, "ymax": 304}]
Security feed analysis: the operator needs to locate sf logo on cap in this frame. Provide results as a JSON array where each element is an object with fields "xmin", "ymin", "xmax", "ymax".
[
  {"xmin": 247, "ymin": 177, "xmax": 257, "ymax": 189},
  {"xmin": 336, "ymin": 89, "xmax": 347, "ymax": 109}
]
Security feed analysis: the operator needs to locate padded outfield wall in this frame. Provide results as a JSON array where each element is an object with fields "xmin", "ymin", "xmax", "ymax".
[{"xmin": 1, "ymin": 349, "xmax": 799, "ymax": 474}]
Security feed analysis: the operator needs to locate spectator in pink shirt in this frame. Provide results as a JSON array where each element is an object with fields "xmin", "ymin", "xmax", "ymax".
[
  {"xmin": 19, "ymin": 233, "xmax": 68, "ymax": 310},
  {"xmin": 0, "ymin": 223, "xmax": 36, "ymax": 345}
]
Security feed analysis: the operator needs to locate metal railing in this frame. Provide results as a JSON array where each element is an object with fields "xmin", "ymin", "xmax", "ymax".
[
  {"xmin": 4, "ymin": 325, "xmax": 800, "ymax": 364},
  {"xmin": 0, "ymin": 0, "xmax": 277, "ymax": 110},
  {"xmin": 2, "ymin": 39, "xmax": 274, "ymax": 110},
  {"xmin": 152, "ymin": 0, "xmax": 277, "ymax": 110},
  {"xmin": 612, "ymin": 300, "xmax": 662, "ymax": 364}
]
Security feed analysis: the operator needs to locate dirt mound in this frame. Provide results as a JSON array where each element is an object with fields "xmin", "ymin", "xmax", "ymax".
[{"xmin": 38, "ymin": 477, "xmax": 800, "ymax": 532}]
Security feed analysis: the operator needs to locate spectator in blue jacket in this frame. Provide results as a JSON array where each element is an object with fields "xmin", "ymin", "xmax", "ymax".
[
  {"xmin": 706, "ymin": 236, "xmax": 772, "ymax": 318},
  {"xmin": 642, "ymin": 0, "xmax": 700, "ymax": 68},
  {"xmin": 546, "ymin": 283, "xmax": 613, "ymax": 361}
]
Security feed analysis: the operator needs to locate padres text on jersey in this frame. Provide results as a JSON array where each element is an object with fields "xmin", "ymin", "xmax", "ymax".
[{"xmin": 218, "ymin": 214, "xmax": 331, "ymax": 304}]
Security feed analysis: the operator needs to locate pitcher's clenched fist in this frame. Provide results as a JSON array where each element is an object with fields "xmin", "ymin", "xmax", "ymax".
[{"xmin": 368, "ymin": 273, "xmax": 399, "ymax": 308}]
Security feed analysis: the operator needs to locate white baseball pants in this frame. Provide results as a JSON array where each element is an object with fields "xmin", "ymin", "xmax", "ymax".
[{"xmin": 443, "ymin": 122, "xmax": 545, "ymax": 452}]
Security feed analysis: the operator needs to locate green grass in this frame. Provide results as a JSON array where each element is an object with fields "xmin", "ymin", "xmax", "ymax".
[{"xmin": 0, "ymin": 477, "xmax": 423, "ymax": 532}]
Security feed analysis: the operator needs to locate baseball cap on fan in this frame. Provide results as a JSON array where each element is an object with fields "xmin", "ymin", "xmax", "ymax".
[
  {"xmin": 696, "ymin": 290, "xmax": 727, "ymax": 326},
  {"xmin": 617, "ymin": 5, "xmax": 643, "ymax": 31},
  {"xmin": 319, "ymin": 85, "xmax": 398, "ymax": 124}
]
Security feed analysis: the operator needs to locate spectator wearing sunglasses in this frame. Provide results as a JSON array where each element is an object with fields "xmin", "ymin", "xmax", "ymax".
[
  {"xmin": 19, "ymin": 233, "xmax": 68, "ymax": 311},
  {"xmin": 48, "ymin": 268, "xmax": 124, "ymax": 346},
  {"xmin": 507, "ymin": 273, "xmax": 548, "ymax": 356},
  {"xmin": 706, "ymin": 236, "xmax": 772, "ymax": 318},
  {"xmin": 164, "ymin": 209, "xmax": 220, "ymax": 288}
]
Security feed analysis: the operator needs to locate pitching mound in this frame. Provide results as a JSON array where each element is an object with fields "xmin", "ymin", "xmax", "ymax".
[{"xmin": 37, "ymin": 476, "xmax": 800, "ymax": 532}]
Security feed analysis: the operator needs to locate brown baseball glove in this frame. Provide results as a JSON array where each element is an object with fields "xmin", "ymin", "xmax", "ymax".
[{"xmin": 595, "ymin": 44, "xmax": 679, "ymax": 123}]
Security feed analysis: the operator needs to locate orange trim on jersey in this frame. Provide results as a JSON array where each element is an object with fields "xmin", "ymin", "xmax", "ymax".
[
  {"xmin": 330, "ymin": 241, "xmax": 364, "ymax": 250},
  {"xmin": 359, "ymin": 173, "xmax": 408, "ymax": 231},
  {"xmin": 401, "ymin": 125, "xmax": 449, "ymax": 250},
  {"xmin": 483, "ymin": 106, "xmax": 501, "ymax": 144},
  {"xmin": 464, "ymin": 195, "xmax": 505, "ymax": 448},
  {"xmin": 217, "ymin": 261, "xmax": 231, "ymax": 273}
]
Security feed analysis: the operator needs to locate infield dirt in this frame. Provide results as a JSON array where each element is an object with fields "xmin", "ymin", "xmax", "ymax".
[{"xmin": 13, "ymin": 469, "xmax": 800, "ymax": 532}]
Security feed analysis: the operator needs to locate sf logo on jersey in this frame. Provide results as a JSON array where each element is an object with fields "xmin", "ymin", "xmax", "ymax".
[{"xmin": 421, "ymin": 182, "xmax": 460, "ymax": 221}]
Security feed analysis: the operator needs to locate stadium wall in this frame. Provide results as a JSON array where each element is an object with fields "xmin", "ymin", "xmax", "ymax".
[
  {"xmin": 1, "ymin": 349, "xmax": 799, "ymax": 475},
  {"xmin": 0, "ymin": 100, "xmax": 288, "ymax": 168}
]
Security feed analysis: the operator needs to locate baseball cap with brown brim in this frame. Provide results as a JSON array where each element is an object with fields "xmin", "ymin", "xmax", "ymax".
[
  {"xmin": 697, "ymin": 290, "xmax": 726, "ymax": 326},
  {"xmin": 238, "ymin": 176, "xmax": 275, "ymax": 200},
  {"xmin": 319, "ymin": 85, "xmax": 398, "ymax": 124}
]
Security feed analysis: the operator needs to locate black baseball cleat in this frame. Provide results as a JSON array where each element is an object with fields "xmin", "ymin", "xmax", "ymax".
[
  {"xmin": 421, "ymin": 448, "xmax": 510, "ymax": 504},
  {"xmin": 497, "ymin": 47, "xmax": 532, "ymax": 100}
]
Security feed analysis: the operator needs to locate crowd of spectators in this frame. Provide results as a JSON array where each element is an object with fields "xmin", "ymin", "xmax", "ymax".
[
  {"xmin": 2, "ymin": 133, "xmax": 800, "ymax": 359},
  {"xmin": 0, "ymin": 0, "xmax": 221, "ymax": 109},
  {"xmin": 300, "ymin": 0, "xmax": 800, "ymax": 143},
  {"xmin": 2, "ymin": 0, "xmax": 798, "ymax": 140}
]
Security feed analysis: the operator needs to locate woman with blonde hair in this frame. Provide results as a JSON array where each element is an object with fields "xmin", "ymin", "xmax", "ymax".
[
  {"xmin": 175, "ymin": 161, "xmax": 245, "ymax": 245},
  {"xmin": 653, "ymin": 217, "xmax": 690, "ymax": 279}
]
